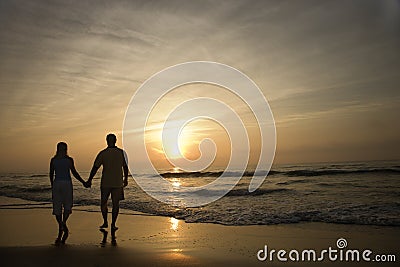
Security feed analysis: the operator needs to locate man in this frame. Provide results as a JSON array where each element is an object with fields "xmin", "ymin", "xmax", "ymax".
[{"xmin": 86, "ymin": 133, "xmax": 129, "ymax": 231}]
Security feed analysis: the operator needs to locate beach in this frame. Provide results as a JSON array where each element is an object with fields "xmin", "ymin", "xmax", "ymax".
[
  {"xmin": 0, "ymin": 196, "xmax": 398, "ymax": 267},
  {"xmin": 1, "ymin": 1, "xmax": 399, "ymax": 266}
]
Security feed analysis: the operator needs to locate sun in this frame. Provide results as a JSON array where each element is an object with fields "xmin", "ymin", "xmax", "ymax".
[
  {"xmin": 161, "ymin": 123, "xmax": 192, "ymax": 160},
  {"xmin": 162, "ymin": 131, "xmax": 186, "ymax": 159},
  {"xmin": 172, "ymin": 166, "xmax": 181, "ymax": 173},
  {"xmin": 145, "ymin": 118, "xmax": 221, "ymax": 171}
]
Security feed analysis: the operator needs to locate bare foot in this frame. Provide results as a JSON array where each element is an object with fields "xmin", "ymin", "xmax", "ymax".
[
  {"xmin": 54, "ymin": 226, "xmax": 63, "ymax": 246},
  {"xmin": 99, "ymin": 222, "xmax": 108, "ymax": 229},
  {"xmin": 54, "ymin": 237, "xmax": 61, "ymax": 246},
  {"xmin": 61, "ymin": 224, "xmax": 69, "ymax": 244},
  {"xmin": 99, "ymin": 228, "xmax": 108, "ymax": 246}
]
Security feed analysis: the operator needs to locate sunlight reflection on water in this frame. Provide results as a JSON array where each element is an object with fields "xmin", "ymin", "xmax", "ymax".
[{"xmin": 171, "ymin": 178, "xmax": 181, "ymax": 189}]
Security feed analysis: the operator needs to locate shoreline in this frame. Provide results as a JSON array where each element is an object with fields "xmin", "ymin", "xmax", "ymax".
[
  {"xmin": 1, "ymin": 194, "xmax": 399, "ymax": 228},
  {"xmin": 0, "ymin": 196, "xmax": 399, "ymax": 266}
]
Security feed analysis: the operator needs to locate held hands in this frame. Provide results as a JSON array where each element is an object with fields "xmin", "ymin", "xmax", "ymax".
[{"xmin": 82, "ymin": 179, "xmax": 125, "ymax": 187}]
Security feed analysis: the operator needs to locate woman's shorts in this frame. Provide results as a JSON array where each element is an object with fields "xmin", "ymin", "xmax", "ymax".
[{"xmin": 52, "ymin": 180, "xmax": 73, "ymax": 216}]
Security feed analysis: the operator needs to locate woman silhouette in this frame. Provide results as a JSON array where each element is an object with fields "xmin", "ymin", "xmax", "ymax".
[{"xmin": 49, "ymin": 142, "xmax": 86, "ymax": 245}]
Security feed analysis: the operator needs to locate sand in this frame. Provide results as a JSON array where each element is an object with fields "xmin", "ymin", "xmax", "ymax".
[{"xmin": 0, "ymin": 196, "xmax": 398, "ymax": 266}]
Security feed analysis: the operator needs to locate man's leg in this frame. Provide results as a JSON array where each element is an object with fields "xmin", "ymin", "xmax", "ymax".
[
  {"xmin": 101, "ymin": 201, "xmax": 108, "ymax": 228},
  {"xmin": 111, "ymin": 201, "xmax": 119, "ymax": 230},
  {"xmin": 110, "ymin": 187, "xmax": 124, "ymax": 230},
  {"xmin": 100, "ymin": 188, "xmax": 111, "ymax": 228},
  {"xmin": 111, "ymin": 196, "xmax": 119, "ymax": 230}
]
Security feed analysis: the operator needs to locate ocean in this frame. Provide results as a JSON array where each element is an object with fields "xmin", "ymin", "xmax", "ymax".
[{"xmin": 0, "ymin": 160, "xmax": 399, "ymax": 226}]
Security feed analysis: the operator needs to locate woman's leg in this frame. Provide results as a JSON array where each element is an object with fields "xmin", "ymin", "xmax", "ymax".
[
  {"xmin": 61, "ymin": 210, "xmax": 70, "ymax": 243},
  {"xmin": 55, "ymin": 214, "xmax": 63, "ymax": 244},
  {"xmin": 61, "ymin": 181, "xmax": 73, "ymax": 243},
  {"xmin": 53, "ymin": 182, "xmax": 63, "ymax": 244}
]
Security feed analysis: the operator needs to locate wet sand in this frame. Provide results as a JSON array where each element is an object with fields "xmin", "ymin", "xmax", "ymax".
[{"xmin": 0, "ymin": 196, "xmax": 398, "ymax": 266}]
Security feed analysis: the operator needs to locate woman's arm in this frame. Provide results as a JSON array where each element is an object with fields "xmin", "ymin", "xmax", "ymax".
[
  {"xmin": 69, "ymin": 158, "xmax": 85, "ymax": 184},
  {"xmin": 49, "ymin": 158, "xmax": 55, "ymax": 187}
]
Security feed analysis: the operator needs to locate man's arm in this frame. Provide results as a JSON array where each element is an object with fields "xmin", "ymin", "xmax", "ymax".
[
  {"xmin": 86, "ymin": 152, "xmax": 102, "ymax": 187},
  {"xmin": 49, "ymin": 158, "xmax": 55, "ymax": 187},
  {"xmin": 122, "ymin": 150, "xmax": 129, "ymax": 187},
  {"xmin": 123, "ymin": 165, "xmax": 129, "ymax": 187},
  {"xmin": 87, "ymin": 165, "xmax": 100, "ymax": 185}
]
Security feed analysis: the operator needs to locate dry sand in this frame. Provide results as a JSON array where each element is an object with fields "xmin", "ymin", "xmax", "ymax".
[{"xmin": 0, "ymin": 196, "xmax": 398, "ymax": 266}]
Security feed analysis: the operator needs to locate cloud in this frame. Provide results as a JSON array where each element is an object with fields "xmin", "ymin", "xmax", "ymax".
[{"xmin": 0, "ymin": 0, "xmax": 399, "ymax": 171}]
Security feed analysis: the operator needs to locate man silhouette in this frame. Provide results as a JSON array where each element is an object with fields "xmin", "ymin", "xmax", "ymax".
[{"xmin": 86, "ymin": 134, "xmax": 129, "ymax": 231}]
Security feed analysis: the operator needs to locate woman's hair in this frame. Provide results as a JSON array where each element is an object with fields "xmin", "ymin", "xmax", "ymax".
[{"xmin": 55, "ymin": 142, "xmax": 68, "ymax": 158}]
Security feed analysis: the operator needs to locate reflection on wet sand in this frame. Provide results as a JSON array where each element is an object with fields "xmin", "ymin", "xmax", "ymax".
[
  {"xmin": 170, "ymin": 217, "xmax": 179, "ymax": 231},
  {"xmin": 99, "ymin": 228, "xmax": 117, "ymax": 247},
  {"xmin": 100, "ymin": 229, "xmax": 108, "ymax": 247}
]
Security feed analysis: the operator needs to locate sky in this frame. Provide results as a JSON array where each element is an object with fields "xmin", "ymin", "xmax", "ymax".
[{"xmin": 0, "ymin": 0, "xmax": 399, "ymax": 172}]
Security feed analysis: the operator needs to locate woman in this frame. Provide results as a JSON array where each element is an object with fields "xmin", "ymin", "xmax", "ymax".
[{"xmin": 49, "ymin": 142, "xmax": 85, "ymax": 245}]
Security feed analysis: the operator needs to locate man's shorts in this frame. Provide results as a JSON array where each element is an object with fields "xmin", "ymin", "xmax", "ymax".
[
  {"xmin": 101, "ymin": 187, "xmax": 125, "ymax": 204},
  {"xmin": 52, "ymin": 180, "xmax": 73, "ymax": 216}
]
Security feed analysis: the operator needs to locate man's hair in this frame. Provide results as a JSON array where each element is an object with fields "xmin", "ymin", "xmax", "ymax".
[{"xmin": 106, "ymin": 133, "xmax": 117, "ymax": 145}]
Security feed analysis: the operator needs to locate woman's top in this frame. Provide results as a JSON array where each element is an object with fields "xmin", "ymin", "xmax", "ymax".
[{"xmin": 53, "ymin": 157, "xmax": 72, "ymax": 182}]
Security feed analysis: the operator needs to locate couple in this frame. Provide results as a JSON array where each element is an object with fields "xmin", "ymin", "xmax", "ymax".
[{"xmin": 49, "ymin": 133, "xmax": 129, "ymax": 245}]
